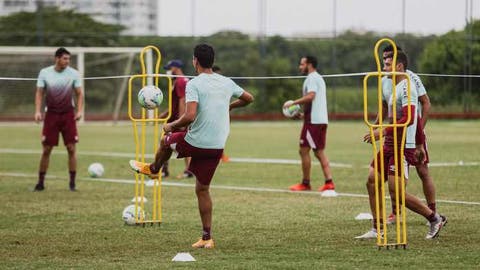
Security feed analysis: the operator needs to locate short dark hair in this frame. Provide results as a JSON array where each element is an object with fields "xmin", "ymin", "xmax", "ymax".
[
  {"xmin": 212, "ymin": 65, "xmax": 221, "ymax": 72},
  {"xmin": 303, "ymin": 55, "xmax": 318, "ymax": 68},
  {"xmin": 55, "ymin": 47, "xmax": 70, "ymax": 58},
  {"xmin": 194, "ymin": 44, "xmax": 215, "ymax": 68},
  {"xmin": 383, "ymin": 45, "xmax": 403, "ymax": 53},
  {"xmin": 395, "ymin": 51, "xmax": 408, "ymax": 70}
]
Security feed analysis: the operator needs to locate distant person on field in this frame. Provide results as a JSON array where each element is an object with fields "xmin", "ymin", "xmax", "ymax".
[
  {"xmin": 286, "ymin": 56, "xmax": 335, "ymax": 193},
  {"xmin": 381, "ymin": 45, "xmax": 442, "ymax": 226},
  {"xmin": 130, "ymin": 44, "xmax": 254, "ymax": 248},
  {"xmin": 161, "ymin": 59, "xmax": 192, "ymax": 179},
  {"xmin": 34, "ymin": 47, "xmax": 83, "ymax": 192}
]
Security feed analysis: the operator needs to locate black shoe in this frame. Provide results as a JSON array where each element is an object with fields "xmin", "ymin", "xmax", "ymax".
[
  {"xmin": 69, "ymin": 182, "xmax": 77, "ymax": 192},
  {"xmin": 185, "ymin": 171, "xmax": 194, "ymax": 178},
  {"xmin": 33, "ymin": 183, "xmax": 44, "ymax": 191}
]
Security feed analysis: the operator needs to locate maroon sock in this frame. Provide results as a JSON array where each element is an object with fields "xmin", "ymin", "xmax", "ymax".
[
  {"xmin": 69, "ymin": 171, "xmax": 76, "ymax": 185},
  {"xmin": 38, "ymin": 172, "xmax": 46, "ymax": 185},
  {"xmin": 428, "ymin": 203, "xmax": 436, "ymax": 213},
  {"xmin": 325, "ymin": 179, "xmax": 333, "ymax": 184},
  {"xmin": 149, "ymin": 164, "xmax": 159, "ymax": 174},
  {"xmin": 202, "ymin": 227, "xmax": 211, "ymax": 240},
  {"xmin": 302, "ymin": 179, "xmax": 310, "ymax": 186},
  {"xmin": 427, "ymin": 212, "xmax": 438, "ymax": 222}
]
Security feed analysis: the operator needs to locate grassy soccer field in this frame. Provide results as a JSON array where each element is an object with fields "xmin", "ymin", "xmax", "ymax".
[{"xmin": 1, "ymin": 120, "xmax": 479, "ymax": 269}]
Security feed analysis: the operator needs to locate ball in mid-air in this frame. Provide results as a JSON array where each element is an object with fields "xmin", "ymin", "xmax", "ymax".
[
  {"xmin": 282, "ymin": 100, "xmax": 301, "ymax": 118},
  {"xmin": 87, "ymin": 163, "xmax": 104, "ymax": 178},
  {"xmin": 138, "ymin": 85, "xmax": 163, "ymax": 109}
]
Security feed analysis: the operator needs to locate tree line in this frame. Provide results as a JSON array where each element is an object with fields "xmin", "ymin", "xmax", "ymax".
[{"xmin": 0, "ymin": 7, "xmax": 478, "ymax": 114}]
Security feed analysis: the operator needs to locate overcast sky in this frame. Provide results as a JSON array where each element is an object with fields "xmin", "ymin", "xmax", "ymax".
[{"xmin": 157, "ymin": 0, "xmax": 479, "ymax": 37}]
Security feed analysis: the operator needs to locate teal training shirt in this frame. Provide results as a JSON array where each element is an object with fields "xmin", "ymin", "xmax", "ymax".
[
  {"xmin": 184, "ymin": 73, "xmax": 244, "ymax": 149},
  {"xmin": 37, "ymin": 66, "xmax": 81, "ymax": 113}
]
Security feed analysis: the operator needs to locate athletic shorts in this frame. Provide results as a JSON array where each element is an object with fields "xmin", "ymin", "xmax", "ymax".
[
  {"xmin": 371, "ymin": 147, "xmax": 418, "ymax": 180},
  {"xmin": 42, "ymin": 110, "xmax": 78, "ymax": 146},
  {"xmin": 164, "ymin": 132, "xmax": 223, "ymax": 185},
  {"xmin": 299, "ymin": 123, "xmax": 327, "ymax": 150}
]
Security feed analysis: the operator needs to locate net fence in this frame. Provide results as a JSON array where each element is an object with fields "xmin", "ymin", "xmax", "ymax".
[{"xmin": 0, "ymin": 52, "xmax": 479, "ymax": 121}]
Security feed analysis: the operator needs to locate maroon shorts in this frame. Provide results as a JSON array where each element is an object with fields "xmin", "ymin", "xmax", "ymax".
[
  {"xmin": 299, "ymin": 123, "xmax": 327, "ymax": 150},
  {"xmin": 371, "ymin": 146, "xmax": 418, "ymax": 180},
  {"xmin": 164, "ymin": 132, "xmax": 223, "ymax": 185},
  {"xmin": 42, "ymin": 110, "xmax": 78, "ymax": 146}
]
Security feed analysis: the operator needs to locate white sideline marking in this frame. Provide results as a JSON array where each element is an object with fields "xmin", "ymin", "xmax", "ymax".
[
  {"xmin": 1, "ymin": 172, "xmax": 480, "ymax": 206},
  {"xmin": 1, "ymin": 148, "xmax": 479, "ymax": 168}
]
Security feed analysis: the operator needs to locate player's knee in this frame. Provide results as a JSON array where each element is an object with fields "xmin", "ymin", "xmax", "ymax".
[
  {"xmin": 66, "ymin": 144, "xmax": 75, "ymax": 154},
  {"xmin": 195, "ymin": 184, "xmax": 209, "ymax": 195},
  {"xmin": 299, "ymin": 148, "xmax": 309, "ymax": 156},
  {"xmin": 42, "ymin": 146, "xmax": 53, "ymax": 156},
  {"xmin": 160, "ymin": 137, "xmax": 169, "ymax": 150}
]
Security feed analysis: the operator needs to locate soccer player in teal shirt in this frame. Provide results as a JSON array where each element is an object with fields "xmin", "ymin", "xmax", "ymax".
[
  {"xmin": 130, "ymin": 44, "xmax": 254, "ymax": 248},
  {"xmin": 34, "ymin": 47, "xmax": 83, "ymax": 192}
]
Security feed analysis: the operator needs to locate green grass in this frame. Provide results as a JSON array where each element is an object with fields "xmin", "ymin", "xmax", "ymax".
[{"xmin": 1, "ymin": 120, "xmax": 479, "ymax": 269}]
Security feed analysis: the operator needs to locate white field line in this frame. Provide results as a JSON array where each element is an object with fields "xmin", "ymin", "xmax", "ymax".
[
  {"xmin": 1, "ymin": 172, "xmax": 480, "ymax": 206},
  {"xmin": 1, "ymin": 148, "xmax": 479, "ymax": 168}
]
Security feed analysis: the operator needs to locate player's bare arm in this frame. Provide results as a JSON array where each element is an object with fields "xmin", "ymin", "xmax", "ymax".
[
  {"xmin": 35, "ymin": 87, "xmax": 44, "ymax": 122},
  {"xmin": 284, "ymin": 92, "xmax": 315, "ymax": 108},
  {"xmin": 164, "ymin": 101, "xmax": 197, "ymax": 133},
  {"xmin": 229, "ymin": 91, "xmax": 254, "ymax": 110},
  {"xmin": 418, "ymin": 94, "xmax": 431, "ymax": 127},
  {"xmin": 363, "ymin": 101, "xmax": 387, "ymax": 143},
  {"xmin": 178, "ymin": 97, "xmax": 186, "ymax": 115},
  {"xmin": 75, "ymin": 87, "xmax": 83, "ymax": 120}
]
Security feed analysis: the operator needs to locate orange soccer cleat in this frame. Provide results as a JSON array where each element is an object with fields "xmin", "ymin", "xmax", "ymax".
[
  {"xmin": 289, "ymin": 183, "xmax": 312, "ymax": 191},
  {"xmin": 318, "ymin": 182, "xmax": 335, "ymax": 192},
  {"xmin": 192, "ymin": 238, "xmax": 215, "ymax": 249},
  {"xmin": 129, "ymin": 160, "xmax": 158, "ymax": 179}
]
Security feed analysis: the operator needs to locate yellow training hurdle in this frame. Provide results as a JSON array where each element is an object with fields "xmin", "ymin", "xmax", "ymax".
[
  {"xmin": 363, "ymin": 38, "xmax": 412, "ymax": 249},
  {"xmin": 127, "ymin": 45, "xmax": 172, "ymax": 226}
]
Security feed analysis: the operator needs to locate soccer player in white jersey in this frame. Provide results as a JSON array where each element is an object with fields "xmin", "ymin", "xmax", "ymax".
[
  {"xmin": 356, "ymin": 51, "xmax": 445, "ymax": 239},
  {"xmin": 34, "ymin": 47, "xmax": 83, "ymax": 192},
  {"xmin": 287, "ymin": 56, "xmax": 335, "ymax": 192},
  {"xmin": 382, "ymin": 45, "xmax": 443, "ymax": 225},
  {"xmin": 130, "ymin": 44, "xmax": 254, "ymax": 248}
]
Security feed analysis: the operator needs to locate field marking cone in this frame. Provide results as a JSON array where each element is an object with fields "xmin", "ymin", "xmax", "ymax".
[
  {"xmin": 172, "ymin": 252, "xmax": 196, "ymax": 262},
  {"xmin": 321, "ymin": 190, "xmax": 338, "ymax": 197}
]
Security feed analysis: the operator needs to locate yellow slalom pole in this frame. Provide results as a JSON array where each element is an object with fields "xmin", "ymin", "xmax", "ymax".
[
  {"xmin": 128, "ymin": 45, "xmax": 173, "ymax": 226},
  {"xmin": 364, "ymin": 38, "xmax": 410, "ymax": 249}
]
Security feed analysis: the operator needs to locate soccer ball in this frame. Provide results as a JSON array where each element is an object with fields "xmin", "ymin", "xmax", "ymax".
[
  {"xmin": 138, "ymin": 85, "xmax": 163, "ymax": 109},
  {"xmin": 87, "ymin": 163, "xmax": 104, "ymax": 178},
  {"xmin": 122, "ymin": 204, "xmax": 145, "ymax": 225},
  {"xmin": 282, "ymin": 100, "xmax": 301, "ymax": 118}
]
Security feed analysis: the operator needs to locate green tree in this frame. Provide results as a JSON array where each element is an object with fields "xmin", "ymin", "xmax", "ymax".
[
  {"xmin": 0, "ymin": 7, "xmax": 123, "ymax": 46},
  {"xmin": 419, "ymin": 20, "xmax": 480, "ymax": 111}
]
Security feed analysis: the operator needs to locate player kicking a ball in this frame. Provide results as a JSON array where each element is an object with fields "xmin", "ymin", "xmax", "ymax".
[
  {"xmin": 356, "ymin": 51, "xmax": 446, "ymax": 240},
  {"xmin": 130, "ymin": 44, "xmax": 254, "ymax": 248},
  {"xmin": 286, "ymin": 56, "xmax": 335, "ymax": 192}
]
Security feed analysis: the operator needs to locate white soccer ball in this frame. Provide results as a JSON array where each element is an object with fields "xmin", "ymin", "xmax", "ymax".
[
  {"xmin": 138, "ymin": 85, "xmax": 163, "ymax": 109},
  {"xmin": 122, "ymin": 204, "xmax": 146, "ymax": 225},
  {"xmin": 282, "ymin": 100, "xmax": 301, "ymax": 118},
  {"xmin": 87, "ymin": 163, "xmax": 104, "ymax": 178}
]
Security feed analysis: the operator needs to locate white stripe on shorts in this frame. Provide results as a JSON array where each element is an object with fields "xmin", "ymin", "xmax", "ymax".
[
  {"xmin": 306, "ymin": 130, "xmax": 317, "ymax": 149},
  {"xmin": 389, "ymin": 156, "xmax": 409, "ymax": 179}
]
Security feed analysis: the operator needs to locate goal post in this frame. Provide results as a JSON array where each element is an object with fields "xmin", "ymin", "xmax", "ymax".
[{"xmin": 0, "ymin": 46, "xmax": 147, "ymax": 123}]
